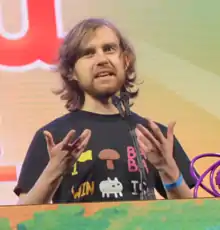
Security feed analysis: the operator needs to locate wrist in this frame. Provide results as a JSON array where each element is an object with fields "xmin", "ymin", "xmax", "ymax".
[
  {"xmin": 44, "ymin": 162, "xmax": 64, "ymax": 183},
  {"xmin": 159, "ymin": 161, "xmax": 180, "ymax": 184},
  {"xmin": 25, "ymin": 163, "xmax": 63, "ymax": 205},
  {"xmin": 163, "ymin": 173, "xmax": 184, "ymax": 192}
]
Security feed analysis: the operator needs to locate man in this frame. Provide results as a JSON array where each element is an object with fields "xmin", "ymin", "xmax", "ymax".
[{"xmin": 14, "ymin": 18, "xmax": 195, "ymax": 205}]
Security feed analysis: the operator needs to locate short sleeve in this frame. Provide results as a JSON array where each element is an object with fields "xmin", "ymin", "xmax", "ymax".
[
  {"xmin": 155, "ymin": 136, "xmax": 197, "ymax": 198},
  {"xmin": 14, "ymin": 130, "xmax": 49, "ymax": 196}
]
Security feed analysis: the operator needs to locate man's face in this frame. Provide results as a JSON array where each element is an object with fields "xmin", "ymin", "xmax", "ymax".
[{"xmin": 73, "ymin": 26, "xmax": 127, "ymax": 99}]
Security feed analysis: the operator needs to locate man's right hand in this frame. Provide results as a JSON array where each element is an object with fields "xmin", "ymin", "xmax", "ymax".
[
  {"xmin": 43, "ymin": 129, "xmax": 92, "ymax": 176},
  {"xmin": 17, "ymin": 129, "xmax": 91, "ymax": 205}
]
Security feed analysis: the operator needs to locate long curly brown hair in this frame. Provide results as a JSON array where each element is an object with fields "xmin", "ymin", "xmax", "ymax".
[{"xmin": 55, "ymin": 18, "xmax": 140, "ymax": 111}]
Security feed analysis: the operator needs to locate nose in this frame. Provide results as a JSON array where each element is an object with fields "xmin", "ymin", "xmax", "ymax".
[{"xmin": 95, "ymin": 50, "xmax": 109, "ymax": 66}]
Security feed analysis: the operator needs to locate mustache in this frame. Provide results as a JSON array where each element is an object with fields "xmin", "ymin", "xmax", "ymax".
[{"xmin": 94, "ymin": 67, "xmax": 116, "ymax": 77}]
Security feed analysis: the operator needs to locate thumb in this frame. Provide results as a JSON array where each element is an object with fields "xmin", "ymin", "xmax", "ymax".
[
  {"xmin": 43, "ymin": 130, "xmax": 55, "ymax": 152},
  {"xmin": 167, "ymin": 121, "xmax": 176, "ymax": 141}
]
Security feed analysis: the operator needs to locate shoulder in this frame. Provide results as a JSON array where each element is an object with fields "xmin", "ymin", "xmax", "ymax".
[
  {"xmin": 131, "ymin": 112, "xmax": 168, "ymax": 134},
  {"xmin": 131, "ymin": 113, "xmax": 190, "ymax": 159},
  {"xmin": 131, "ymin": 112, "xmax": 182, "ymax": 146},
  {"xmin": 37, "ymin": 111, "xmax": 80, "ymax": 133},
  {"xmin": 33, "ymin": 111, "xmax": 81, "ymax": 143}
]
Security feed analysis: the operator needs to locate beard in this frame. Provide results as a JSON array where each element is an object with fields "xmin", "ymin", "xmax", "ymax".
[{"xmin": 79, "ymin": 76, "xmax": 125, "ymax": 100}]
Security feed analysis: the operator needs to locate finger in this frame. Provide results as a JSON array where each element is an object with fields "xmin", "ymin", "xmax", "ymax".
[
  {"xmin": 61, "ymin": 130, "xmax": 76, "ymax": 147},
  {"xmin": 63, "ymin": 129, "xmax": 92, "ymax": 153},
  {"xmin": 69, "ymin": 129, "xmax": 91, "ymax": 148},
  {"xmin": 62, "ymin": 129, "xmax": 91, "ymax": 152},
  {"xmin": 43, "ymin": 130, "xmax": 55, "ymax": 152},
  {"xmin": 135, "ymin": 128, "xmax": 153, "ymax": 150},
  {"xmin": 71, "ymin": 130, "xmax": 92, "ymax": 158},
  {"xmin": 167, "ymin": 121, "xmax": 176, "ymax": 142},
  {"xmin": 62, "ymin": 136, "xmax": 81, "ymax": 152},
  {"xmin": 148, "ymin": 119, "xmax": 166, "ymax": 143},
  {"xmin": 138, "ymin": 138, "xmax": 149, "ymax": 154},
  {"xmin": 136, "ymin": 124, "xmax": 161, "ymax": 150}
]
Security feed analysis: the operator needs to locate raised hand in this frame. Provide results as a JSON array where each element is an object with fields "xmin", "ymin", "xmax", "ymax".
[
  {"xmin": 43, "ymin": 129, "xmax": 91, "ymax": 175},
  {"xmin": 135, "ymin": 120, "xmax": 176, "ymax": 171}
]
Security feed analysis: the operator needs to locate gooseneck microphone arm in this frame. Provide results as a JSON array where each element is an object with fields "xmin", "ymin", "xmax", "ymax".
[{"xmin": 112, "ymin": 94, "xmax": 155, "ymax": 200}]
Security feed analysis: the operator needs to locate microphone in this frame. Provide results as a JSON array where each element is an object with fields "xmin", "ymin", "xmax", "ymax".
[
  {"xmin": 190, "ymin": 153, "xmax": 220, "ymax": 197},
  {"xmin": 112, "ymin": 93, "xmax": 155, "ymax": 200},
  {"xmin": 119, "ymin": 92, "xmax": 131, "ymax": 116},
  {"xmin": 111, "ymin": 95, "xmax": 125, "ymax": 118}
]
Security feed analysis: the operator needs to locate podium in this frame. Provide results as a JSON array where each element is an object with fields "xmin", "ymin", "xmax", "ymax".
[{"xmin": 0, "ymin": 198, "xmax": 219, "ymax": 230}]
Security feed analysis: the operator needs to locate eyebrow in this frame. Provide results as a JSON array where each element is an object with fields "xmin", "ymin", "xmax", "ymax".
[
  {"xmin": 77, "ymin": 42, "xmax": 120, "ymax": 58},
  {"xmin": 83, "ymin": 42, "xmax": 119, "ymax": 51},
  {"xmin": 103, "ymin": 42, "xmax": 119, "ymax": 48}
]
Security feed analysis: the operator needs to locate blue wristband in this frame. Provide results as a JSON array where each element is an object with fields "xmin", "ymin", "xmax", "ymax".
[{"xmin": 163, "ymin": 174, "xmax": 183, "ymax": 191}]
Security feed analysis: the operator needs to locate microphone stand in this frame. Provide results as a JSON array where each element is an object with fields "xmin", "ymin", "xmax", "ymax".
[{"xmin": 112, "ymin": 94, "xmax": 155, "ymax": 200}]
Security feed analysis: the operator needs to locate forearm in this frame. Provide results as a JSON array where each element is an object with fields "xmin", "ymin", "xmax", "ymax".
[
  {"xmin": 17, "ymin": 164, "xmax": 63, "ymax": 205},
  {"xmin": 159, "ymin": 163, "xmax": 193, "ymax": 199}
]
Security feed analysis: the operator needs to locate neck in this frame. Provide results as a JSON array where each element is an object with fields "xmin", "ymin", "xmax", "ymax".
[{"xmin": 81, "ymin": 94, "xmax": 119, "ymax": 115}]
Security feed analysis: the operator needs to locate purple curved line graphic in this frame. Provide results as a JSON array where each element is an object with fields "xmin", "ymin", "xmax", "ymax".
[{"xmin": 190, "ymin": 153, "xmax": 220, "ymax": 197}]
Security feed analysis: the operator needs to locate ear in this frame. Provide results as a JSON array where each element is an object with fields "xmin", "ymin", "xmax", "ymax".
[
  {"xmin": 123, "ymin": 54, "xmax": 130, "ymax": 71},
  {"xmin": 72, "ymin": 75, "xmax": 77, "ymax": 81},
  {"xmin": 67, "ymin": 74, "xmax": 77, "ymax": 82},
  {"xmin": 72, "ymin": 69, "xmax": 78, "ymax": 81}
]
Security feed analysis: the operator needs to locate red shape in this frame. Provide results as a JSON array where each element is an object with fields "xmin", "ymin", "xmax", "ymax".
[
  {"xmin": 0, "ymin": 166, "xmax": 17, "ymax": 181},
  {"xmin": 0, "ymin": 0, "xmax": 63, "ymax": 66}
]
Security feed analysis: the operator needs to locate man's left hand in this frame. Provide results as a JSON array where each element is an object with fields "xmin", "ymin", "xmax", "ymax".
[{"xmin": 135, "ymin": 119, "xmax": 178, "ymax": 173}]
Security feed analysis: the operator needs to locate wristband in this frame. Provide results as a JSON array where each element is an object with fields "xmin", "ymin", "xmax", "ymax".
[{"xmin": 163, "ymin": 174, "xmax": 183, "ymax": 191}]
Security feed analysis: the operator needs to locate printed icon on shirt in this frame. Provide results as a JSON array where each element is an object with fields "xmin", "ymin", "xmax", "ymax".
[
  {"xmin": 99, "ymin": 177, "xmax": 123, "ymax": 198},
  {"xmin": 98, "ymin": 149, "xmax": 120, "ymax": 170},
  {"xmin": 72, "ymin": 150, "xmax": 92, "ymax": 176}
]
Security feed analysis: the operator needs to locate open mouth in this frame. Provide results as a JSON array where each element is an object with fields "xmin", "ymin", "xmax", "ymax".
[{"xmin": 95, "ymin": 71, "xmax": 115, "ymax": 78}]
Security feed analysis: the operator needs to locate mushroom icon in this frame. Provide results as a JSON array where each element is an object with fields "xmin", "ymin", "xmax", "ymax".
[{"xmin": 98, "ymin": 149, "xmax": 120, "ymax": 170}]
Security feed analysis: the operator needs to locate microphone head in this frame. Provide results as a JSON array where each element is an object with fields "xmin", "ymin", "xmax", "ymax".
[{"xmin": 120, "ymin": 92, "xmax": 130, "ymax": 103}]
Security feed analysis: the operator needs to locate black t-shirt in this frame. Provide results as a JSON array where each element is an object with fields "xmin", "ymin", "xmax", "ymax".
[{"xmin": 14, "ymin": 110, "xmax": 196, "ymax": 203}]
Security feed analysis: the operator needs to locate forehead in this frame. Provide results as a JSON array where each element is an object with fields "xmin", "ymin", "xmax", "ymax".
[{"xmin": 82, "ymin": 26, "xmax": 120, "ymax": 48}]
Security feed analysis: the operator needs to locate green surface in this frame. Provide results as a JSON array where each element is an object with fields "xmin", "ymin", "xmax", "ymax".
[
  {"xmin": 1, "ymin": 199, "xmax": 219, "ymax": 230},
  {"xmin": 0, "ymin": 218, "xmax": 11, "ymax": 230}
]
